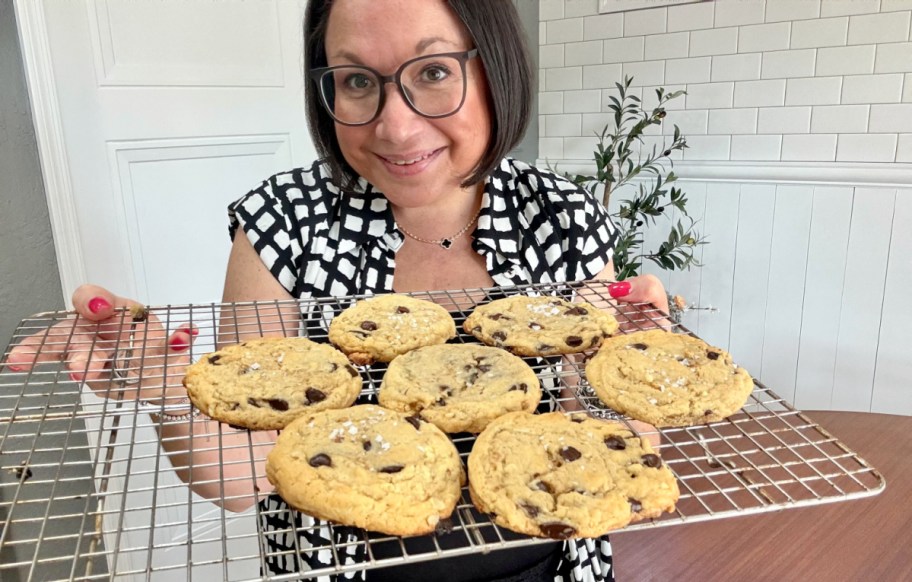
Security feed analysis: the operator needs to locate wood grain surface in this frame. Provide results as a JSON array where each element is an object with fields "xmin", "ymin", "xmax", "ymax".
[{"xmin": 612, "ymin": 410, "xmax": 912, "ymax": 582}]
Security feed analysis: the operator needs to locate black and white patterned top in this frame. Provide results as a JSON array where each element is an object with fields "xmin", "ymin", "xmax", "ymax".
[
  {"xmin": 229, "ymin": 157, "xmax": 619, "ymax": 582},
  {"xmin": 229, "ymin": 157, "xmax": 618, "ymax": 298}
]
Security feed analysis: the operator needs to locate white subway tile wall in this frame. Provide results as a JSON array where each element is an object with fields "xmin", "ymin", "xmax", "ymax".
[{"xmin": 539, "ymin": 0, "xmax": 912, "ymax": 163}]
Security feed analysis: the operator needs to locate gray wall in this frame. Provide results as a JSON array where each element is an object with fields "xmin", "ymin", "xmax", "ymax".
[
  {"xmin": 510, "ymin": 0, "xmax": 539, "ymax": 163},
  {"xmin": 0, "ymin": 0, "xmax": 63, "ymax": 349}
]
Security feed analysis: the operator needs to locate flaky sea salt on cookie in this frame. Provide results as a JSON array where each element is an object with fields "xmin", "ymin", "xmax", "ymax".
[
  {"xmin": 266, "ymin": 404, "xmax": 465, "ymax": 536},
  {"xmin": 183, "ymin": 337, "xmax": 361, "ymax": 430},
  {"xmin": 328, "ymin": 294, "xmax": 456, "ymax": 365},
  {"xmin": 585, "ymin": 329, "xmax": 754, "ymax": 427}
]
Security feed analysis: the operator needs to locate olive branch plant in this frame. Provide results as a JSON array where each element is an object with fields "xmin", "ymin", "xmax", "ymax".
[{"xmin": 554, "ymin": 76, "xmax": 708, "ymax": 320}]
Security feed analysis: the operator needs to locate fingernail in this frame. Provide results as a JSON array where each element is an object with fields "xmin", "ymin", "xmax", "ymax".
[
  {"xmin": 169, "ymin": 337, "xmax": 189, "ymax": 351},
  {"xmin": 179, "ymin": 326, "xmax": 199, "ymax": 336},
  {"xmin": 88, "ymin": 297, "xmax": 111, "ymax": 314},
  {"xmin": 69, "ymin": 372, "xmax": 83, "ymax": 382},
  {"xmin": 608, "ymin": 281, "xmax": 631, "ymax": 299}
]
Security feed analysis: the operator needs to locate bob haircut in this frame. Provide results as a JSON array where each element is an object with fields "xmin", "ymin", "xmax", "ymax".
[{"xmin": 303, "ymin": 0, "xmax": 534, "ymax": 191}]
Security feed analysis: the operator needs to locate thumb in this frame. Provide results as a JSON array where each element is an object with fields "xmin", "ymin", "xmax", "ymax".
[{"xmin": 607, "ymin": 275, "xmax": 669, "ymax": 314}]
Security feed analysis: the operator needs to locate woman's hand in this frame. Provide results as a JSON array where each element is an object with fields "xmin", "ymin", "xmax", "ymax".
[
  {"xmin": 3, "ymin": 285, "xmax": 198, "ymax": 405},
  {"xmin": 605, "ymin": 274, "xmax": 669, "ymax": 315}
]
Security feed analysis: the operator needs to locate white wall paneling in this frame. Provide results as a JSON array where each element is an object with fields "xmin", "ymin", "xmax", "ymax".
[
  {"xmin": 831, "ymin": 188, "xmax": 897, "ymax": 411},
  {"xmin": 605, "ymin": 175, "xmax": 910, "ymax": 415},
  {"xmin": 871, "ymin": 189, "xmax": 912, "ymax": 414}
]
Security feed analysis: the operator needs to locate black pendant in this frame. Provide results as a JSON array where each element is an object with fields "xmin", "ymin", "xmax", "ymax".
[{"xmin": 440, "ymin": 238, "xmax": 453, "ymax": 250}]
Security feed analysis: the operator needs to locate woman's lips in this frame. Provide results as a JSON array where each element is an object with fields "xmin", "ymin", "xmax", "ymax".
[{"xmin": 377, "ymin": 148, "xmax": 443, "ymax": 177}]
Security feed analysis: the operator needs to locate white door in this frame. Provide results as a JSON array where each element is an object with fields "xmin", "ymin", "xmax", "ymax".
[
  {"xmin": 18, "ymin": 1, "xmax": 313, "ymax": 579},
  {"xmin": 28, "ymin": 0, "xmax": 314, "ymax": 306}
]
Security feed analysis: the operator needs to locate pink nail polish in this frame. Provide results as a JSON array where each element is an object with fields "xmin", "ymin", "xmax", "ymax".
[
  {"xmin": 69, "ymin": 372, "xmax": 83, "ymax": 382},
  {"xmin": 88, "ymin": 297, "xmax": 111, "ymax": 314},
  {"xmin": 169, "ymin": 337, "xmax": 189, "ymax": 351},
  {"xmin": 608, "ymin": 281, "xmax": 631, "ymax": 299}
]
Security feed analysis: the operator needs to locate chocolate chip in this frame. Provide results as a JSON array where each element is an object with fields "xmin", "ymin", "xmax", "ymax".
[
  {"xmin": 14, "ymin": 462, "xmax": 33, "ymax": 483},
  {"xmin": 396, "ymin": 306, "xmax": 410, "ymax": 314},
  {"xmin": 604, "ymin": 436, "xmax": 627, "ymax": 450},
  {"xmin": 435, "ymin": 518, "xmax": 455, "ymax": 535},
  {"xmin": 540, "ymin": 522, "xmax": 577, "ymax": 540},
  {"xmin": 379, "ymin": 465, "xmax": 404, "ymax": 474},
  {"xmin": 565, "ymin": 306, "xmax": 588, "ymax": 316},
  {"xmin": 265, "ymin": 398, "xmax": 289, "ymax": 411},
  {"xmin": 704, "ymin": 409, "xmax": 714, "ymax": 416},
  {"xmin": 565, "ymin": 336, "xmax": 583, "ymax": 347},
  {"xmin": 520, "ymin": 503, "xmax": 540, "ymax": 518},
  {"xmin": 631, "ymin": 343, "xmax": 648, "ymax": 350},
  {"xmin": 363, "ymin": 440, "xmax": 372, "ymax": 451},
  {"xmin": 478, "ymin": 363, "xmax": 492, "ymax": 373},
  {"xmin": 228, "ymin": 402, "xmax": 240, "ymax": 411},
  {"xmin": 360, "ymin": 321, "xmax": 378, "ymax": 331},
  {"xmin": 560, "ymin": 446, "xmax": 582, "ymax": 462},
  {"xmin": 435, "ymin": 397, "xmax": 447, "ymax": 406},
  {"xmin": 492, "ymin": 331, "xmax": 507, "ymax": 341},
  {"xmin": 509, "ymin": 383, "xmax": 528, "ymax": 393},
  {"xmin": 246, "ymin": 397, "xmax": 260, "ymax": 408},
  {"xmin": 707, "ymin": 351, "xmax": 720, "ymax": 360},
  {"xmin": 207, "ymin": 354, "xmax": 222, "ymax": 365},
  {"xmin": 346, "ymin": 365, "xmax": 359, "ymax": 378},
  {"xmin": 306, "ymin": 388, "xmax": 326, "ymax": 403},
  {"xmin": 308, "ymin": 453, "xmax": 332, "ymax": 468},
  {"xmin": 590, "ymin": 337, "xmax": 601, "ymax": 347},
  {"xmin": 490, "ymin": 313, "xmax": 505, "ymax": 320},
  {"xmin": 405, "ymin": 415, "xmax": 422, "ymax": 430},
  {"xmin": 570, "ymin": 415, "xmax": 585, "ymax": 423},
  {"xmin": 535, "ymin": 481, "xmax": 553, "ymax": 494},
  {"xmin": 641, "ymin": 454, "xmax": 662, "ymax": 468},
  {"xmin": 529, "ymin": 322, "xmax": 543, "ymax": 330},
  {"xmin": 629, "ymin": 498, "xmax": 643, "ymax": 513}
]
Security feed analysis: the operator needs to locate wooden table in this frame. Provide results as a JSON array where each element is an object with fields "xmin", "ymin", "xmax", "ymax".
[{"xmin": 612, "ymin": 410, "xmax": 912, "ymax": 582}]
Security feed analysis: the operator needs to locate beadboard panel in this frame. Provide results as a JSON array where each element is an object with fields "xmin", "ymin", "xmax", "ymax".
[{"xmin": 621, "ymin": 180, "xmax": 910, "ymax": 415}]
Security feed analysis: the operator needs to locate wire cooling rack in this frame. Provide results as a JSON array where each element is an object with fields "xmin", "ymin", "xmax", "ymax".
[{"xmin": 0, "ymin": 281, "xmax": 884, "ymax": 581}]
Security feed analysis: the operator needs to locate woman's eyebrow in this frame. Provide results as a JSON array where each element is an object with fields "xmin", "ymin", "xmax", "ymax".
[{"xmin": 328, "ymin": 37, "xmax": 460, "ymax": 64}]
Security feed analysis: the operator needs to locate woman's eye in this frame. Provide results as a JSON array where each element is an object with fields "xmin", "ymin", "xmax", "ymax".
[
  {"xmin": 420, "ymin": 65, "xmax": 450, "ymax": 83},
  {"xmin": 344, "ymin": 73, "xmax": 374, "ymax": 91}
]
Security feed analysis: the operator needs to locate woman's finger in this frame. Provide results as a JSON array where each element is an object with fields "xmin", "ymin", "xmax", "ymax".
[
  {"xmin": 607, "ymin": 274, "xmax": 670, "ymax": 314},
  {"xmin": 4, "ymin": 318, "xmax": 87, "ymax": 370}
]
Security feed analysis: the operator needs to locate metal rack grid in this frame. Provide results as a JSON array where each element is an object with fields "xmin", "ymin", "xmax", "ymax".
[{"xmin": 0, "ymin": 281, "xmax": 884, "ymax": 581}]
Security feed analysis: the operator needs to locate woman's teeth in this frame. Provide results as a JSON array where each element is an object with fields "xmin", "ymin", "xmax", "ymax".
[{"xmin": 390, "ymin": 152, "xmax": 433, "ymax": 165}]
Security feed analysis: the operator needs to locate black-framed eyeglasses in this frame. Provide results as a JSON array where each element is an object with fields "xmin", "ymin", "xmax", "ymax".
[{"xmin": 308, "ymin": 49, "xmax": 479, "ymax": 126}]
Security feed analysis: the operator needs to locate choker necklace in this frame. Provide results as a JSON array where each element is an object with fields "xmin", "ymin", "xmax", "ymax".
[{"xmin": 397, "ymin": 205, "xmax": 482, "ymax": 250}]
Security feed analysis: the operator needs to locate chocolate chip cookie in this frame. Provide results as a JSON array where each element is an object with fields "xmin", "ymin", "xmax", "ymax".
[
  {"xmin": 585, "ymin": 329, "xmax": 754, "ymax": 427},
  {"xmin": 463, "ymin": 295, "xmax": 618, "ymax": 356},
  {"xmin": 468, "ymin": 411, "xmax": 679, "ymax": 539},
  {"xmin": 183, "ymin": 337, "xmax": 361, "ymax": 430},
  {"xmin": 266, "ymin": 404, "xmax": 465, "ymax": 537},
  {"xmin": 378, "ymin": 344, "xmax": 542, "ymax": 433},
  {"xmin": 328, "ymin": 294, "xmax": 457, "ymax": 365}
]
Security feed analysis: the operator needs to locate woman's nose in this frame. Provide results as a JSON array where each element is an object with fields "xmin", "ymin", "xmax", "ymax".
[{"xmin": 374, "ymin": 83, "xmax": 423, "ymax": 142}]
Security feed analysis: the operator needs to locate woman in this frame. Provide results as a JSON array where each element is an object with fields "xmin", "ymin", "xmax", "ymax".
[{"xmin": 6, "ymin": 0, "xmax": 668, "ymax": 579}]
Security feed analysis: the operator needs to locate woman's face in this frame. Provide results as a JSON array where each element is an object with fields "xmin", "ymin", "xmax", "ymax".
[{"xmin": 324, "ymin": 0, "xmax": 492, "ymax": 208}]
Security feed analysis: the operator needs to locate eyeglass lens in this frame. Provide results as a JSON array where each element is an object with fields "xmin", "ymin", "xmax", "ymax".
[{"xmin": 319, "ymin": 54, "xmax": 467, "ymax": 124}]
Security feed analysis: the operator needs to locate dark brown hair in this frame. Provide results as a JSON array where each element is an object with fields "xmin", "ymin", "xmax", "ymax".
[{"xmin": 303, "ymin": 0, "xmax": 534, "ymax": 190}]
